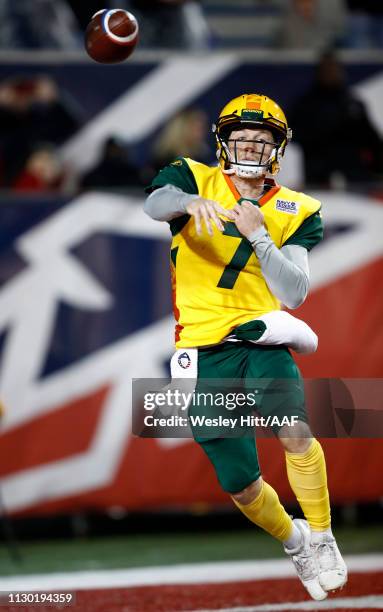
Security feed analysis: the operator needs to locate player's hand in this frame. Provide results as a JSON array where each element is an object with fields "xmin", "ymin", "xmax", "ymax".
[
  {"xmin": 232, "ymin": 201, "xmax": 265, "ymax": 239},
  {"xmin": 186, "ymin": 198, "xmax": 235, "ymax": 236}
]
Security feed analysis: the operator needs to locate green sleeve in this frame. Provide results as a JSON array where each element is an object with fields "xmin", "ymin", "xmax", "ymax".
[
  {"xmin": 145, "ymin": 157, "xmax": 198, "ymax": 195},
  {"xmin": 283, "ymin": 210, "xmax": 323, "ymax": 251}
]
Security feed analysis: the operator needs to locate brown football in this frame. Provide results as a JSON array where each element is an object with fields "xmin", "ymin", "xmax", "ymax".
[{"xmin": 85, "ymin": 9, "xmax": 139, "ymax": 64}]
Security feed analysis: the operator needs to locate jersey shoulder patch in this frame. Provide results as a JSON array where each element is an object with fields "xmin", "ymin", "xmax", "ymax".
[{"xmin": 280, "ymin": 187, "xmax": 321, "ymax": 215}]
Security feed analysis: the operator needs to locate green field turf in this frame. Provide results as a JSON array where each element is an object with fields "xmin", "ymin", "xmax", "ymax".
[{"xmin": 0, "ymin": 525, "xmax": 382, "ymax": 576}]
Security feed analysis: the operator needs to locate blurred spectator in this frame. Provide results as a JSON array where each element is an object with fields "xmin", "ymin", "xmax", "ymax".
[
  {"xmin": 345, "ymin": 0, "xmax": 383, "ymax": 49},
  {"xmin": 276, "ymin": 0, "xmax": 346, "ymax": 50},
  {"xmin": 0, "ymin": 0, "xmax": 80, "ymax": 49},
  {"xmin": 12, "ymin": 144, "xmax": 65, "ymax": 193},
  {"xmin": 127, "ymin": 0, "xmax": 211, "ymax": 49},
  {"xmin": 290, "ymin": 51, "xmax": 383, "ymax": 186},
  {"xmin": 151, "ymin": 108, "xmax": 213, "ymax": 171},
  {"xmin": 0, "ymin": 75, "xmax": 81, "ymax": 187},
  {"xmin": 80, "ymin": 136, "xmax": 144, "ymax": 190}
]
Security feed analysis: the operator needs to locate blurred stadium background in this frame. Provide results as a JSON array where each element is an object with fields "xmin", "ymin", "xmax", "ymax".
[{"xmin": 0, "ymin": 1, "xmax": 382, "ymax": 611}]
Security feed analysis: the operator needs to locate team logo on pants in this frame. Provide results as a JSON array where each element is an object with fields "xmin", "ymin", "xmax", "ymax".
[{"xmin": 178, "ymin": 352, "xmax": 191, "ymax": 369}]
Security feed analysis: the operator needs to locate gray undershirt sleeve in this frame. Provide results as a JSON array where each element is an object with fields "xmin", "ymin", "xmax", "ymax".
[
  {"xmin": 144, "ymin": 184, "xmax": 197, "ymax": 221},
  {"xmin": 248, "ymin": 226, "xmax": 309, "ymax": 309}
]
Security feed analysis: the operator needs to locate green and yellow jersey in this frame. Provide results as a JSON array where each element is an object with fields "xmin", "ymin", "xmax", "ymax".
[{"xmin": 147, "ymin": 158, "xmax": 323, "ymax": 348}]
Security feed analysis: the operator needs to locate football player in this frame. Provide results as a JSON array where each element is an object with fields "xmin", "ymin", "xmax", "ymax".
[{"xmin": 144, "ymin": 94, "xmax": 347, "ymax": 600}]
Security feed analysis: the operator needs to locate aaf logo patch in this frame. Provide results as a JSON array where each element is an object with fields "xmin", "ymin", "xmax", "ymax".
[
  {"xmin": 276, "ymin": 199, "xmax": 299, "ymax": 214},
  {"xmin": 178, "ymin": 351, "xmax": 191, "ymax": 369}
]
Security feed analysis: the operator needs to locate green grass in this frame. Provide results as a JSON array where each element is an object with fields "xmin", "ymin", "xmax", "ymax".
[{"xmin": 1, "ymin": 525, "xmax": 382, "ymax": 576}]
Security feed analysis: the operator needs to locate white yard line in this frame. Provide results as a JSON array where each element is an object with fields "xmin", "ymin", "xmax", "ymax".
[
  {"xmin": 193, "ymin": 594, "xmax": 383, "ymax": 611},
  {"xmin": 0, "ymin": 554, "xmax": 381, "ymax": 592}
]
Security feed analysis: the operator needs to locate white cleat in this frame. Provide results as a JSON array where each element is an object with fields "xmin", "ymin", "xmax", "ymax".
[
  {"xmin": 284, "ymin": 519, "xmax": 327, "ymax": 601},
  {"xmin": 311, "ymin": 531, "xmax": 348, "ymax": 592}
]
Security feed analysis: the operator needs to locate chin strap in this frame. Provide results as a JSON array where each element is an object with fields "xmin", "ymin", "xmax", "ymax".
[
  {"xmin": 222, "ymin": 161, "xmax": 270, "ymax": 179},
  {"xmin": 222, "ymin": 166, "xmax": 235, "ymax": 175},
  {"xmin": 234, "ymin": 165, "xmax": 268, "ymax": 178}
]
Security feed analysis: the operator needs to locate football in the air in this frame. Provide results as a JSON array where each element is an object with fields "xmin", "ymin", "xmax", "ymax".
[{"xmin": 85, "ymin": 9, "xmax": 139, "ymax": 64}]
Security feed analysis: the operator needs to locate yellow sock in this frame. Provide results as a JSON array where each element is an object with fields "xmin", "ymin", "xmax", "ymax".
[
  {"xmin": 231, "ymin": 480, "xmax": 293, "ymax": 542},
  {"xmin": 285, "ymin": 438, "xmax": 331, "ymax": 531}
]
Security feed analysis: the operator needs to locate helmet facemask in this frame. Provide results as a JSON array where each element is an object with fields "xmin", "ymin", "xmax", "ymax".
[{"xmin": 217, "ymin": 128, "xmax": 281, "ymax": 178}]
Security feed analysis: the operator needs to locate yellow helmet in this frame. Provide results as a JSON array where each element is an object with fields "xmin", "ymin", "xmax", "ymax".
[{"xmin": 213, "ymin": 93, "xmax": 292, "ymax": 176}]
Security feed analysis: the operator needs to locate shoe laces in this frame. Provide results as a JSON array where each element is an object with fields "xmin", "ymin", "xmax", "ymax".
[
  {"xmin": 312, "ymin": 538, "xmax": 337, "ymax": 571},
  {"xmin": 292, "ymin": 547, "xmax": 318, "ymax": 581}
]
